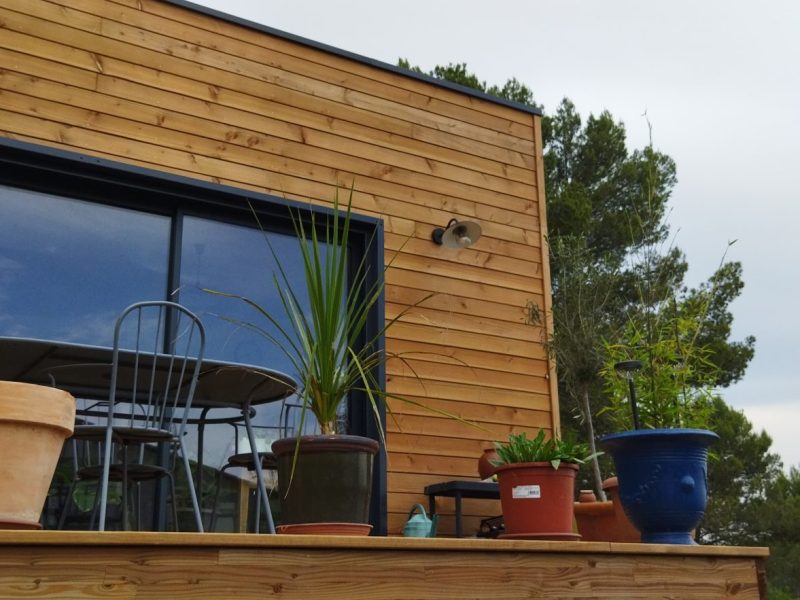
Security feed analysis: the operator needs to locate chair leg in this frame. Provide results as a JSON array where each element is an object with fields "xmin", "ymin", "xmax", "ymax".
[
  {"xmin": 89, "ymin": 477, "xmax": 103, "ymax": 530},
  {"xmin": 121, "ymin": 448, "xmax": 130, "ymax": 532},
  {"xmin": 243, "ymin": 405, "xmax": 275, "ymax": 534},
  {"xmin": 210, "ymin": 463, "xmax": 235, "ymax": 532},
  {"xmin": 165, "ymin": 470, "xmax": 179, "ymax": 532},
  {"xmin": 98, "ymin": 427, "xmax": 114, "ymax": 532},
  {"xmin": 177, "ymin": 436, "xmax": 204, "ymax": 532},
  {"xmin": 57, "ymin": 478, "xmax": 78, "ymax": 530}
]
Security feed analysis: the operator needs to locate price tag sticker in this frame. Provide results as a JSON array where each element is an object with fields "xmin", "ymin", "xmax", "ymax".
[{"xmin": 512, "ymin": 484, "xmax": 541, "ymax": 499}]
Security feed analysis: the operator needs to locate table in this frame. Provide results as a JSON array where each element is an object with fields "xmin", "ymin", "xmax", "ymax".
[
  {"xmin": 0, "ymin": 336, "xmax": 297, "ymax": 532},
  {"xmin": 0, "ymin": 337, "xmax": 295, "ymax": 408},
  {"xmin": 424, "ymin": 480, "xmax": 499, "ymax": 538}
]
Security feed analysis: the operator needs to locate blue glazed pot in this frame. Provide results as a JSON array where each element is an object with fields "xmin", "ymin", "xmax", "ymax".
[{"xmin": 599, "ymin": 429, "xmax": 719, "ymax": 545}]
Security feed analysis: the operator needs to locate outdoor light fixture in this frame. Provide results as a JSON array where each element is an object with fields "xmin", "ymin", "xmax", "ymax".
[
  {"xmin": 431, "ymin": 218, "xmax": 481, "ymax": 249},
  {"xmin": 614, "ymin": 360, "xmax": 643, "ymax": 430}
]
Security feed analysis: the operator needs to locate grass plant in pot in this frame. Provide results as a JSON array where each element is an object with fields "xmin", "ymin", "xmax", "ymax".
[
  {"xmin": 210, "ymin": 187, "xmax": 441, "ymax": 535},
  {"xmin": 599, "ymin": 303, "xmax": 720, "ymax": 545},
  {"xmin": 492, "ymin": 430, "xmax": 597, "ymax": 540}
]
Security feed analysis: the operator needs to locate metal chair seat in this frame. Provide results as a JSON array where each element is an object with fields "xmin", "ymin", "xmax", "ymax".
[
  {"xmin": 74, "ymin": 425, "xmax": 174, "ymax": 444},
  {"xmin": 78, "ymin": 463, "xmax": 171, "ymax": 483},
  {"xmin": 225, "ymin": 451, "xmax": 277, "ymax": 470}
]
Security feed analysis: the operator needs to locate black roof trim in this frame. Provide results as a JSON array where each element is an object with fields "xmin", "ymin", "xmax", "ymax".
[{"xmin": 164, "ymin": 0, "xmax": 542, "ymax": 117}]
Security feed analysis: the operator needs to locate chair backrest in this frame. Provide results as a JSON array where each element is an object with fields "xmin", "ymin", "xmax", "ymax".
[{"xmin": 107, "ymin": 301, "xmax": 206, "ymax": 438}]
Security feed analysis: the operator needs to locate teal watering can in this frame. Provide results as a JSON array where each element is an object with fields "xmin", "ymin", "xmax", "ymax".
[{"xmin": 403, "ymin": 503, "xmax": 438, "ymax": 538}]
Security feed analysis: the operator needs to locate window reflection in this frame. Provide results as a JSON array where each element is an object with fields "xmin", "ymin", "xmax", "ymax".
[
  {"xmin": 0, "ymin": 186, "xmax": 169, "ymax": 344},
  {"xmin": 178, "ymin": 216, "xmax": 319, "ymax": 474},
  {"xmin": 179, "ymin": 215, "xmax": 310, "ymax": 371}
]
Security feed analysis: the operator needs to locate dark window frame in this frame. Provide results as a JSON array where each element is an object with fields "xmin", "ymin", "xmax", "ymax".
[{"xmin": 0, "ymin": 138, "xmax": 387, "ymax": 534}]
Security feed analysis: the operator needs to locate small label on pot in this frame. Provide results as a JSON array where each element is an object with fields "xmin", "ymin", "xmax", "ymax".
[{"xmin": 512, "ymin": 485, "xmax": 541, "ymax": 499}]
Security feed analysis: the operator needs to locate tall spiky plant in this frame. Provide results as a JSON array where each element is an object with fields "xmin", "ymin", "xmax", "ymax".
[{"xmin": 207, "ymin": 186, "xmax": 461, "ymax": 444}]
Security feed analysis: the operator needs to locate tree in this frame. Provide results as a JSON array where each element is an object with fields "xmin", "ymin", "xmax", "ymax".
[
  {"xmin": 699, "ymin": 397, "xmax": 782, "ymax": 546},
  {"xmin": 759, "ymin": 467, "xmax": 800, "ymax": 598},
  {"xmin": 543, "ymin": 236, "xmax": 624, "ymax": 497}
]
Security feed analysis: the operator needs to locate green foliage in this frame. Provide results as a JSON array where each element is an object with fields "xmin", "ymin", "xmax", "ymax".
[
  {"xmin": 684, "ymin": 261, "xmax": 755, "ymax": 387},
  {"xmin": 208, "ymin": 188, "xmax": 415, "ymax": 438},
  {"xmin": 544, "ymin": 101, "xmax": 675, "ymax": 262},
  {"xmin": 493, "ymin": 430, "xmax": 598, "ymax": 470},
  {"xmin": 759, "ymin": 468, "xmax": 800, "ymax": 598},
  {"xmin": 700, "ymin": 397, "xmax": 782, "ymax": 546},
  {"xmin": 600, "ymin": 303, "xmax": 718, "ymax": 430}
]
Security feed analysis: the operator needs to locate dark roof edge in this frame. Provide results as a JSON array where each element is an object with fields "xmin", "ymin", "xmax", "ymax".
[{"xmin": 164, "ymin": 0, "xmax": 543, "ymax": 117}]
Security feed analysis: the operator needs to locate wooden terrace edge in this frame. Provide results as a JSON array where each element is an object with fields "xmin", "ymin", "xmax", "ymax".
[{"xmin": 0, "ymin": 531, "xmax": 769, "ymax": 558}]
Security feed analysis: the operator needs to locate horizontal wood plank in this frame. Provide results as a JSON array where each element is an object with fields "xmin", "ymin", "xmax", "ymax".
[
  {"xmin": 386, "ymin": 338, "xmax": 548, "ymax": 377},
  {"xmin": 1, "ymin": 532, "xmax": 763, "ymax": 600},
  {"xmin": 104, "ymin": 0, "xmax": 539, "ymax": 128}
]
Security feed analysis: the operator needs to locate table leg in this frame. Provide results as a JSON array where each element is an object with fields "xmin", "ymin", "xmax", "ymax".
[{"xmin": 243, "ymin": 404, "xmax": 276, "ymax": 534}]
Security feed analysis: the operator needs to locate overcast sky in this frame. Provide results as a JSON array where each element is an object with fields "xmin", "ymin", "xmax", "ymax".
[{"xmin": 193, "ymin": 0, "xmax": 800, "ymax": 469}]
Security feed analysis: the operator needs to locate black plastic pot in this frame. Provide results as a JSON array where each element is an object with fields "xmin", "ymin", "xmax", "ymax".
[{"xmin": 272, "ymin": 434, "xmax": 379, "ymax": 526}]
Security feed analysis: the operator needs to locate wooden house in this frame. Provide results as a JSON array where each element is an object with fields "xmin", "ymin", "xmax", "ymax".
[{"xmin": 0, "ymin": 1, "xmax": 768, "ymax": 597}]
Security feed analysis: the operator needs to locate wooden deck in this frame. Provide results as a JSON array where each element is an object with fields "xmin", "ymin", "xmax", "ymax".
[{"xmin": 0, "ymin": 531, "xmax": 768, "ymax": 599}]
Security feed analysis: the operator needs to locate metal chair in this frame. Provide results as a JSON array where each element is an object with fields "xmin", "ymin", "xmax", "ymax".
[{"xmin": 64, "ymin": 301, "xmax": 206, "ymax": 532}]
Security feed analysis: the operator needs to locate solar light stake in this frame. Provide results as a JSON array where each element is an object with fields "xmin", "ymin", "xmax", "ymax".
[{"xmin": 614, "ymin": 360, "xmax": 643, "ymax": 430}]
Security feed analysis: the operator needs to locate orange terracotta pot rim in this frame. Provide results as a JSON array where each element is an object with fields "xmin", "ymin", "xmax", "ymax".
[{"xmin": 0, "ymin": 381, "xmax": 75, "ymax": 436}]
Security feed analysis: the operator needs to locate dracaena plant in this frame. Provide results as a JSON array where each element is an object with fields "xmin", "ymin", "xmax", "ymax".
[
  {"xmin": 208, "ymin": 186, "xmax": 453, "ymax": 443},
  {"xmin": 493, "ymin": 430, "xmax": 599, "ymax": 470}
]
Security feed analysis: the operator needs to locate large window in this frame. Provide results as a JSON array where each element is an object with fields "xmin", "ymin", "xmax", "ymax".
[{"xmin": 0, "ymin": 139, "xmax": 386, "ymax": 533}]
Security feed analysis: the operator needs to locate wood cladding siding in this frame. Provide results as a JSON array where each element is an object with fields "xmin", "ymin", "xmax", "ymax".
[
  {"xmin": 0, "ymin": 532, "xmax": 769, "ymax": 600},
  {"xmin": 0, "ymin": 0, "xmax": 555, "ymax": 534}
]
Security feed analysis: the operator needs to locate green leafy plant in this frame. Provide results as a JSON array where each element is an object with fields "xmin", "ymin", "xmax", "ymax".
[
  {"xmin": 600, "ymin": 303, "xmax": 718, "ymax": 430},
  {"xmin": 492, "ymin": 430, "xmax": 599, "ymax": 470}
]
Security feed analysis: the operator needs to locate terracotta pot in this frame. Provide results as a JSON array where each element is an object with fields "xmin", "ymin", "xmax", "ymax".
[
  {"xmin": 276, "ymin": 522, "xmax": 372, "ymax": 536},
  {"xmin": 272, "ymin": 434, "xmax": 379, "ymax": 530},
  {"xmin": 0, "ymin": 381, "xmax": 75, "ymax": 529},
  {"xmin": 574, "ymin": 477, "xmax": 640, "ymax": 543},
  {"xmin": 495, "ymin": 461, "xmax": 580, "ymax": 540},
  {"xmin": 477, "ymin": 448, "xmax": 500, "ymax": 480}
]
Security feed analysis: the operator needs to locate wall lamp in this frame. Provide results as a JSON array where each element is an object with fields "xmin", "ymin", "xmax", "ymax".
[{"xmin": 431, "ymin": 218, "xmax": 482, "ymax": 249}]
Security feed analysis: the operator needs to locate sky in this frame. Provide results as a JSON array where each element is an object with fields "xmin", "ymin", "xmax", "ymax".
[{"xmin": 192, "ymin": 0, "xmax": 800, "ymax": 469}]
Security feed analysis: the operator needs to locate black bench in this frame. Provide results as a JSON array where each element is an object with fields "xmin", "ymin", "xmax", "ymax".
[{"xmin": 424, "ymin": 480, "xmax": 499, "ymax": 538}]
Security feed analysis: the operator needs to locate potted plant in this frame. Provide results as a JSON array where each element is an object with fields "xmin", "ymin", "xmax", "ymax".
[
  {"xmin": 0, "ymin": 381, "xmax": 75, "ymax": 529},
  {"xmin": 212, "ymin": 187, "xmax": 445, "ymax": 535},
  {"xmin": 492, "ymin": 430, "xmax": 597, "ymax": 540},
  {"xmin": 573, "ymin": 476, "xmax": 640, "ymax": 543},
  {"xmin": 598, "ymin": 304, "xmax": 720, "ymax": 545}
]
